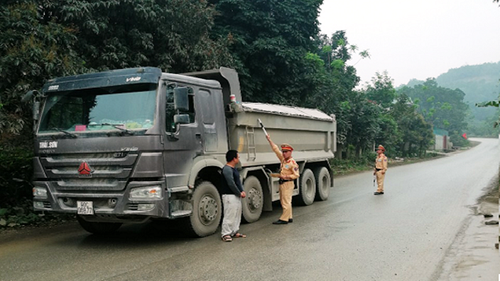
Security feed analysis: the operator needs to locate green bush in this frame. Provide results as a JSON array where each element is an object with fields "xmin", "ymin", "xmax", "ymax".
[
  {"xmin": 332, "ymin": 152, "xmax": 376, "ymax": 175},
  {"xmin": 0, "ymin": 147, "xmax": 33, "ymax": 207},
  {"xmin": 0, "ymin": 198, "xmax": 74, "ymax": 228}
]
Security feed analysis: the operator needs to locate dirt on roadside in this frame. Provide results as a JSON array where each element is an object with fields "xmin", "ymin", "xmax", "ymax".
[{"xmin": 439, "ymin": 171, "xmax": 500, "ymax": 281}]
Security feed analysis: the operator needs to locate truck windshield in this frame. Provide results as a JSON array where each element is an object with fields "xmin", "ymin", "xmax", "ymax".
[{"xmin": 39, "ymin": 87, "xmax": 157, "ymax": 134}]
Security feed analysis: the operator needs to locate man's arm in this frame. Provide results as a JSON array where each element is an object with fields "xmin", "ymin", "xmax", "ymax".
[
  {"xmin": 382, "ymin": 156, "xmax": 388, "ymax": 173},
  {"xmin": 289, "ymin": 160, "xmax": 300, "ymax": 180},
  {"xmin": 266, "ymin": 134, "xmax": 283, "ymax": 161}
]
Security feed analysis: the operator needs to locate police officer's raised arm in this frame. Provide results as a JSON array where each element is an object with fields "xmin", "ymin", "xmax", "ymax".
[{"xmin": 266, "ymin": 134, "xmax": 284, "ymax": 161}]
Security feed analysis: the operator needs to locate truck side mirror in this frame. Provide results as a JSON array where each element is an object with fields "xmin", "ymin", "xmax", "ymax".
[
  {"xmin": 174, "ymin": 87, "xmax": 189, "ymax": 112},
  {"xmin": 22, "ymin": 90, "xmax": 42, "ymax": 122},
  {"xmin": 22, "ymin": 90, "xmax": 36, "ymax": 102},
  {"xmin": 173, "ymin": 114, "xmax": 190, "ymax": 124}
]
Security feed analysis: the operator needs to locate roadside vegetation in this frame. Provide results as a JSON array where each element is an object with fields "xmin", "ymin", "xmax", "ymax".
[{"xmin": 332, "ymin": 150, "xmax": 445, "ymax": 176}]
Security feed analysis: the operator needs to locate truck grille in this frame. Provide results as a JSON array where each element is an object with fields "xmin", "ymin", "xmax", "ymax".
[
  {"xmin": 55, "ymin": 179, "xmax": 126, "ymax": 191},
  {"xmin": 39, "ymin": 152, "xmax": 137, "ymax": 191}
]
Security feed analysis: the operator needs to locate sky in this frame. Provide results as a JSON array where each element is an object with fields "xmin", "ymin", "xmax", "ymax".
[{"xmin": 318, "ymin": 0, "xmax": 500, "ymax": 88}]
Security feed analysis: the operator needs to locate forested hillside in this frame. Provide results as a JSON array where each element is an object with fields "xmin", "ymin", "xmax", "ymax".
[
  {"xmin": 437, "ymin": 62, "xmax": 500, "ymax": 106},
  {"xmin": 437, "ymin": 62, "xmax": 500, "ymax": 123},
  {"xmin": 405, "ymin": 62, "xmax": 500, "ymax": 136}
]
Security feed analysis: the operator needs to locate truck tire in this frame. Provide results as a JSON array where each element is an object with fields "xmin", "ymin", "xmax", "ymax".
[
  {"xmin": 77, "ymin": 215, "xmax": 122, "ymax": 235},
  {"xmin": 242, "ymin": 176, "xmax": 263, "ymax": 223},
  {"xmin": 314, "ymin": 167, "xmax": 331, "ymax": 201},
  {"xmin": 185, "ymin": 181, "xmax": 221, "ymax": 237},
  {"xmin": 294, "ymin": 168, "xmax": 316, "ymax": 206}
]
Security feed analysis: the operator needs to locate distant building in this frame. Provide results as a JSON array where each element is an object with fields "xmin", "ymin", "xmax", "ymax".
[{"xmin": 432, "ymin": 128, "xmax": 453, "ymax": 151}]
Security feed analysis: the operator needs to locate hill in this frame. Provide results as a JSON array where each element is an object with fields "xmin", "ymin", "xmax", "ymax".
[
  {"xmin": 402, "ymin": 62, "xmax": 500, "ymax": 136},
  {"xmin": 437, "ymin": 62, "xmax": 500, "ymax": 108}
]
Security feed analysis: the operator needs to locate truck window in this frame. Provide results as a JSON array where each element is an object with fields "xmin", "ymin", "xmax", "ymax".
[
  {"xmin": 165, "ymin": 86, "xmax": 195, "ymax": 133},
  {"xmin": 39, "ymin": 86, "xmax": 157, "ymax": 133},
  {"xmin": 198, "ymin": 90, "xmax": 215, "ymax": 124}
]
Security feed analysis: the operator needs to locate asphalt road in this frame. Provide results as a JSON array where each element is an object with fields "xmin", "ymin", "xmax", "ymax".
[{"xmin": 0, "ymin": 138, "xmax": 498, "ymax": 281}]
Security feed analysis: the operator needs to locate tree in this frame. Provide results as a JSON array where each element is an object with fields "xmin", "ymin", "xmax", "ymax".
[
  {"xmin": 362, "ymin": 72, "xmax": 401, "ymax": 154},
  {"xmin": 311, "ymin": 31, "xmax": 369, "ymax": 157},
  {"xmin": 209, "ymin": 0, "xmax": 323, "ymax": 104},
  {"xmin": 390, "ymin": 94, "xmax": 433, "ymax": 157},
  {"xmin": 476, "ymin": 97, "xmax": 500, "ymax": 127},
  {"xmin": 342, "ymin": 91, "xmax": 381, "ymax": 158},
  {"xmin": 373, "ymin": 113, "xmax": 401, "ymax": 156},
  {"xmin": 399, "ymin": 79, "xmax": 468, "ymax": 146},
  {"xmin": 364, "ymin": 71, "xmax": 397, "ymax": 108},
  {"xmin": 0, "ymin": 1, "xmax": 85, "ymax": 147},
  {"xmin": 43, "ymin": 0, "xmax": 233, "ymax": 73}
]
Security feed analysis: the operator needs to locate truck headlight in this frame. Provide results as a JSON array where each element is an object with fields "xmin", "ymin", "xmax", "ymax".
[
  {"xmin": 129, "ymin": 186, "xmax": 162, "ymax": 199},
  {"xmin": 33, "ymin": 187, "xmax": 47, "ymax": 199},
  {"xmin": 34, "ymin": 201, "xmax": 45, "ymax": 209}
]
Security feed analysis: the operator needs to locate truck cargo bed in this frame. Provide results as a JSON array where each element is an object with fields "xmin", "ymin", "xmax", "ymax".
[{"xmin": 228, "ymin": 102, "xmax": 336, "ymax": 166}]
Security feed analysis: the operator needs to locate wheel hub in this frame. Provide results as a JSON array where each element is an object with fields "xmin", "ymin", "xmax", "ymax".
[
  {"xmin": 199, "ymin": 195, "xmax": 217, "ymax": 223},
  {"xmin": 247, "ymin": 189, "xmax": 261, "ymax": 210}
]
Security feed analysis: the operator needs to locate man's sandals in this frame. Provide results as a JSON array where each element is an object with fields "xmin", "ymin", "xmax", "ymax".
[
  {"xmin": 221, "ymin": 235, "xmax": 232, "ymax": 242},
  {"xmin": 232, "ymin": 233, "xmax": 246, "ymax": 238},
  {"xmin": 221, "ymin": 233, "xmax": 246, "ymax": 242}
]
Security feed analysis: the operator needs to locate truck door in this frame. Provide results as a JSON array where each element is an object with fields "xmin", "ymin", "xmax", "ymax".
[{"xmin": 163, "ymin": 85, "xmax": 202, "ymax": 188}]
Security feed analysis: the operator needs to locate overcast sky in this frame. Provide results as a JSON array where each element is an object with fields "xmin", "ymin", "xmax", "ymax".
[{"xmin": 318, "ymin": 0, "xmax": 500, "ymax": 87}]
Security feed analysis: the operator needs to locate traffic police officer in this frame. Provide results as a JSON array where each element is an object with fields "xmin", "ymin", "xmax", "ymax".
[
  {"xmin": 374, "ymin": 145, "xmax": 388, "ymax": 195},
  {"xmin": 266, "ymin": 135, "xmax": 300, "ymax": 224}
]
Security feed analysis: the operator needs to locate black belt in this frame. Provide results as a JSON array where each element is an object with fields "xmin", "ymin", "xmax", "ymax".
[
  {"xmin": 375, "ymin": 168, "xmax": 382, "ymax": 171},
  {"xmin": 279, "ymin": 179, "xmax": 293, "ymax": 184}
]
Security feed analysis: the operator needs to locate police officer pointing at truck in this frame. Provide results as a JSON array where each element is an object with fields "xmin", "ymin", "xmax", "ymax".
[{"xmin": 266, "ymin": 134, "xmax": 300, "ymax": 224}]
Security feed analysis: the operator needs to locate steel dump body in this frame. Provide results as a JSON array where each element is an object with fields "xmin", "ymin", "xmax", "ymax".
[
  {"xmin": 29, "ymin": 67, "xmax": 336, "ymax": 236},
  {"xmin": 229, "ymin": 102, "xmax": 336, "ymax": 167}
]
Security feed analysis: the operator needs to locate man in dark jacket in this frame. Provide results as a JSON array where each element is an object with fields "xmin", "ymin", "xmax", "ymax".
[{"xmin": 220, "ymin": 150, "xmax": 247, "ymax": 242}]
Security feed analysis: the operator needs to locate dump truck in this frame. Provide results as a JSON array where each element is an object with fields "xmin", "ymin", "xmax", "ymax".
[{"xmin": 24, "ymin": 67, "xmax": 336, "ymax": 237}]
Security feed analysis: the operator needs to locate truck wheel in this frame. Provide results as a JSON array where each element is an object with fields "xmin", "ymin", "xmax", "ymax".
[
  {"xmin": 314, "ymin": 167, "xmax": 331, "ymax": 201},
  {"xmin": 242, "ymin": 176, "xmax": 263, "ymax": 223},
  {"xmin": 185, "ymin": 181, "xmax": 221, "ymax": 237},
  {"xmin": 77, "ymin": 215, "xmax": 122, "ymax": 235},
  {"xmin": 294, "ymin": 168, "xmax": 316, "ymax": 206}
]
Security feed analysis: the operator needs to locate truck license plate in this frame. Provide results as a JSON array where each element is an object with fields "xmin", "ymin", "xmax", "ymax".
[{"xmin": 77, "ymin": 201, "xmax": 94, "ymax": 215}]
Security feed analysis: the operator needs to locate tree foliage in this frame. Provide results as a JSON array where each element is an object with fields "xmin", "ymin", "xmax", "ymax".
[
  {"xmin": 311, "ymin": 31, "xmax": 365, "ymax": 149},
  {"xmin": 365, "ymin": 71, "xmax": 397, "ymax": 108},
  {"xmin": 399, "ymin": 79, "xmax": 468, "ymax": 146},
  {"xmin": 0, "ymin": 1, "xmax": 85, "ymax": 146},
  {"xmin": 477, "ymin": 99, "xmax": 500, "ymax": 127},
  {"xmin": 42, "ymin": 0, "xmax": 233, "ymax": 73},
  {"xmin": 208, "ymin": 0, "xmax": 322, "ymax": 104},
  {"xmin": 341, "ymin": 91, "xmax": 381, "ymax": 157},
  {"xmin": 390, "ymin": 94, "xmax": 433, "ymax": 156}
]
